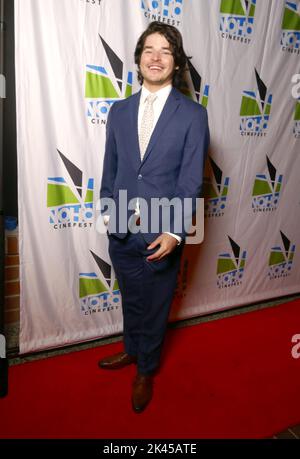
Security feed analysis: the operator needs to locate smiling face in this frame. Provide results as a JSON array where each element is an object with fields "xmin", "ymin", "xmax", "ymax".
[{"xmin": 139, "ymin": 32, "xmax": 176, "ymax": 92}]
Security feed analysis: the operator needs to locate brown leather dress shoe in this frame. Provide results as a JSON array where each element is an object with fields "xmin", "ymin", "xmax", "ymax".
[
  {"xmin": 132, "ymin": 373, "xmax": 153, "ymax": 413},
  {"xmin": 98, "ymin": 352, "xmax": 137, "ymax": 370}
]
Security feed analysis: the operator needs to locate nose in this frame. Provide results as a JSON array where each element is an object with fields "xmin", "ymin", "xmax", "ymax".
[{"xmin": 151, "ymin": 51, "xmax": 161, "ymax": 61}]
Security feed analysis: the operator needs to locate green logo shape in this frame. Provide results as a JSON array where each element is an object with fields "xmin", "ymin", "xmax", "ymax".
[
  {"xmin": 47, "ymin": 178, "xmax": 93, "ymax": 207},
  {"xmin": 201, "ymin": 94, "xmax": 209, "ymax": 108},
  {"xmin": 252, "ymin": 178, "xmax": 281, "ymax": 196},
  {"xmin": 294, "ymin": 101, "xmax": 300, "ymax": 121},
  {"xmin": 217, "ymin": 257, "xmax": 237, "ymax": 274},
  {"xmin": 268, "ymin": 232, "xmax": 296, "ymax": 269},
  {"xmin": 204, "ymin": 181, "xmax": 229, "ymax": 199},
  {"xmin": 47, "ymin": 182, "xmax": 79, "ymax": 207},
  {"xmin": 85, "ymin": 70, "xmax": 119, "ymax": 99},
  {"xmin": 217, "ymin": 256, "xmax": 245, "ymax": 275},
  {"xmin": 282, "ymin": 3, "xmax": 300, "ymax": 31},
  {"xmin": 240, "ymin": 94, "xmax": 271, "ymax": 117},
  {"xmin": 269, "ymin": 251, "xmax": 285, "ymax": 266},
  {"xmin": 269, "ymin": 250, "xmax": 294, "ymax": 267},
  {"xmin": 79, "ymin": 276, "xmax": 119, "ymax": 299},
  {"xmin": 220, "ymin": 0, "xmax": 255, "ymax": 17},
  {"xmin": 182, "ymin": 87, "xmax": 209, "ymax": 107}
]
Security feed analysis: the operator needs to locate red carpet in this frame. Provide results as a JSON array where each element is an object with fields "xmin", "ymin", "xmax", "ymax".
[{"xmin": 1, "ymin": 299, "xmax": 300, "ymax": 439}]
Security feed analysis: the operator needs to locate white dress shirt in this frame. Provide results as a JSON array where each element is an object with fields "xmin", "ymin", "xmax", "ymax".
[{"xmin": 138, "ymin": 84, "xmax": 172, "ymax": 134}]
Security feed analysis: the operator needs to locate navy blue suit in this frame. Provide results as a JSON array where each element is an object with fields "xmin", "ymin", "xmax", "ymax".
[{"xmin": 100, "ymin": 87, "xmax": 209, "ymax": 374}]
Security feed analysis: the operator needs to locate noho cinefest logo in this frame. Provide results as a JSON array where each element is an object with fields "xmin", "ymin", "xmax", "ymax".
[
  {"xmin": 294, "ymin": 99, "xmax": 300, "ymax": 137},
  {"xmin": 219, "ymin": 0, "xmax": 256, "ymax": 44},
  {"xmin": 141, "ymin": 0, "xmax": 183, "ymax": 27},
  {"xmin": 85, "ymin": 35, "xmax": 133, "ymax": 125},
  {"xmin": 268, "ymin": 231, "xmax": 296, "ymax": 280},
  {"xmin": 281, "ymin": 1, "xmax": 300, "ymax": 55},
  {"xmin": 47, "ymin": 150, "xmax": 94, "ymax": 230},
  {"xmin": 217, "ymin": 236, "xmax": 247, "ymax": 288},
  {"xmin": 80, "ymin": 251, "xmax": 120, "ymax": 315},
  {"xmin": 204, "ymin": 157, "xmax": 230, "ymax": 218},
  {"xmin": 240, "ymin": 68, "xmax": 272, "ymax": 137},
  {"xmin": 252, "ymin": 156, "xmax": 283, "ymax": 213}
]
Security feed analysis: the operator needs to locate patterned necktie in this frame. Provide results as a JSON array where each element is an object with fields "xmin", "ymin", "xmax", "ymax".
[{"xmin": 139, "ymin": 93, "xmax": 157, "ymax": 161}]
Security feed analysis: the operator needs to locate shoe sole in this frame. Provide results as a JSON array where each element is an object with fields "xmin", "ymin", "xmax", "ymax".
[
  {"xmin": 131, "ymin": 402, "xmax": 148, "ymax": 413},
  {"xmin": 98, "ymin": 361, "xmax": 136, "ymax": 370}
]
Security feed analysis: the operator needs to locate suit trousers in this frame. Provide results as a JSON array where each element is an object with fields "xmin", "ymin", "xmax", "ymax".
[{"xmin": 108, "ymin": 231, "xmax": 184, "ymax": 375}]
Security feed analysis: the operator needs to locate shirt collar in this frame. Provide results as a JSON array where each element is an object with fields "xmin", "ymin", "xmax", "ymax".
[{"xmin": 140, "ymin": 84, "xmax": 172, "ymax": 104}]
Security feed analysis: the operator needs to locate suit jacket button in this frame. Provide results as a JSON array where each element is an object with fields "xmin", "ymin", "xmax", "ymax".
[{"xmin": 138, "ymin": 174, "xmax": 143, "ymax": 180}]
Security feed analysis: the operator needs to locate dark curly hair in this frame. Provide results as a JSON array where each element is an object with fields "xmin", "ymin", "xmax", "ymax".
[{"xmin": 134, "ymin": 21, "xmax": 190, "ymax": 91}]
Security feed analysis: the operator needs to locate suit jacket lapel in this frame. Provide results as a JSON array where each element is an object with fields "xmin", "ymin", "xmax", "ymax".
[
  {"xmin": 129, "ymin": 89, "xmax": 142, "ymax": 170},
  {"xmin": 140, "ymin": 87, "xmax": 181, "ymax": 166}
]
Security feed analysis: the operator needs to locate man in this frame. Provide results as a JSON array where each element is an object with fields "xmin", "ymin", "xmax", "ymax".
[{"xmin": 99, "ymin": 21, "xmax": 210, "ymax": 413}]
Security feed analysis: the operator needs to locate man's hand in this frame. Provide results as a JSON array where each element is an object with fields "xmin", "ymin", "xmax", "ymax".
[{"xmin": 146, "ymin": 233, "xmax": 178, "ymax": 261}]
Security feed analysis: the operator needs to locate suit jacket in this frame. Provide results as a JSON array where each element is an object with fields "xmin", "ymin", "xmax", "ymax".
[{"xmin": 100, "ymin": 86, "xmax": 210, "ymax": 243}]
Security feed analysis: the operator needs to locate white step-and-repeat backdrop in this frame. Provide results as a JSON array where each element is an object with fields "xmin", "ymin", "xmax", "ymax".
[{"xmin": 15, "ymin": 0, "xmax": 300, "ymax": 353}]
